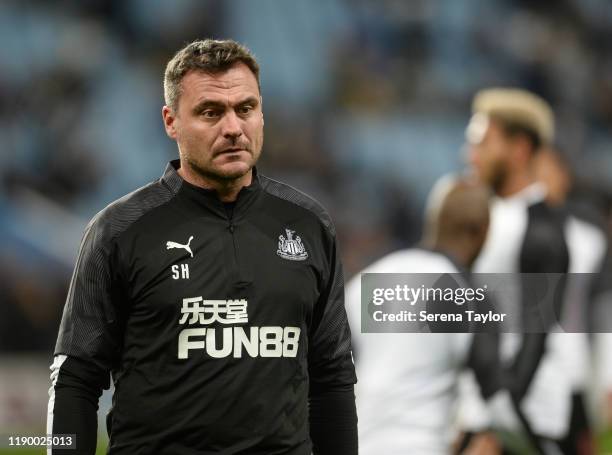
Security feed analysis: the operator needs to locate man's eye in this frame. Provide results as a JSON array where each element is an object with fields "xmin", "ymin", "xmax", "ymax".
[
  {"xmin": 237, "ymin": 105, "xmax": 253, "ymax": 115},
  {"xmin": 202, "ymin": 110, "xmax": 219, "ymax": 118}
]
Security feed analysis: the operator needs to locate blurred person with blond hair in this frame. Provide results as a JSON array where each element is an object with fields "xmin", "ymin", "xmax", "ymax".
[{"xmin": 464, "ymin": 88, "xmax": 592, "ymax": 454}]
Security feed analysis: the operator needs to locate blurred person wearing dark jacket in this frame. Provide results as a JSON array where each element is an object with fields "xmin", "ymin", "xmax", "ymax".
[
  {"xmin": 534, "ymin": 147, "xmax": 607, "ymax": 454},
  {"xmin": 590, "ymin": 233, "xmax": 612, "ymax": 433},
  {"xmin": 46, "ymin": 39, "xmax": 357, "ymax": 455},
  {"xmin": 346, "ymin": 175, "xmax": 502, "ymax": 455}
]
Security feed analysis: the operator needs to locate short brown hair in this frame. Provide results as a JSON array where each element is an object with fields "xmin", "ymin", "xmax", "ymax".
[{"xmin": 164, "ymin": 39, "xmax": 260, "ymax": 111}]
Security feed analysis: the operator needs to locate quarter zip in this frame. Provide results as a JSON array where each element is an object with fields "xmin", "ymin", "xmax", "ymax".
[
  {"xmin": 223, "ymin": 200, "xmax": 251, "ymax": 295},
  {"xmin": 170, "ymin": 161, "xmax": 261, "ymax": 295},
  {"xmin": 224, "ymin": 201, "xmax": 238, "ymax": 263}
]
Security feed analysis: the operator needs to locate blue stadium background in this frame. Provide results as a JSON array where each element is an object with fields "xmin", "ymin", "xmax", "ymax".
[{"xmin": 1, "ymin": 1, "xmax": 612, "ymax": 453}]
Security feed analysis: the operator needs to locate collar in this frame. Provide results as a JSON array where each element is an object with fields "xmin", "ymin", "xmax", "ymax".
[
  {"xmin": 160, "ymin": 159, "xmax": 262, "ymax": 219},
  {"xmin": 498, "ymin": 182, "xmax": 547, "ymax": 205},
  {"xmin": 414, "ymin": 244, "xmax": 469, "ymax": 276},
  {"xmin": 161, "ymin": 159, "xmax": 183, "ymax": 194}
]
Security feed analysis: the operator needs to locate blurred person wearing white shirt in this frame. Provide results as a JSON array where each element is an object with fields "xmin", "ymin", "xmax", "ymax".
[{"xmin": 346, "ymin": 175, "xmax": 500, "ymax": 455}]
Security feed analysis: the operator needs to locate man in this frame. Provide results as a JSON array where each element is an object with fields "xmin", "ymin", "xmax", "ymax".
[
  {"xmin": 47, "ymin": 39, "xmax": 357, "ymax": 455},
  {"xmin": 591, "ymin": 239, "xmax": 612, "ymax": 431},
  {"xmin": 465, "ymin": 88, "xmax": 574, "ymax": 454},
  {"xmin": 345, "ymin": 175, "xmax": 501, "ymax": 455},
  {"xmin": 534, "ymin": 147, "xmax": 607, "ymax": 454}
]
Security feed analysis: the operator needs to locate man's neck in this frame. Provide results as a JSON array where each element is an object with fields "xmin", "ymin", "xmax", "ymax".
[
  {"xmin": 429, "ymin": 239, "xmax": 470, "ymax": 269},
  {"xmin": 496, "ymin": 172, "xmax": 533, "ymax": 198},
  {"xmin": 178, "ymin": 163, "xmax": 252, "ymax": 203}
]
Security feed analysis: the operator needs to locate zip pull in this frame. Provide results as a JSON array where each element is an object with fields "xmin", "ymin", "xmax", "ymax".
[{"xmin": 228, "ymin": 223, "xmax": 235, "ymax": 233}]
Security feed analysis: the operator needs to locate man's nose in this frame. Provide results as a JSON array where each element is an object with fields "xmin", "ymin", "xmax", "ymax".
[{"xmin": 221, "ymin": 111, "xmax": 243, "ymax": 140}]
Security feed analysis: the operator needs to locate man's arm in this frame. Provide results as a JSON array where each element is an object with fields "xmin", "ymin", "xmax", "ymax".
[
  {"xmin": 509, "ymin": 205, "xmax": 568, "ymax": 400},
  {"xmin": 309, "ymin": 382, "xmax": 358, "ymax": 455},
  {"xmin": 307, "ymin": 229, "xmax": 357, "ymax": 455},
  {"xmin": 48, "ymin": 356, "xmax": 107, "ymax": 454},
  {"xmin": 48, "ymin": 218, "xmax": 125, "ymax": 455}
]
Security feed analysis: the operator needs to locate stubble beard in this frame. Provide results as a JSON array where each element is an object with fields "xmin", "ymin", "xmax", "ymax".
[
  {"xmin": 184, "ymin": 139, "xmax": 262, "ymax": 185},
  {"xmin": 185, "ymin": 155, "xmax": 252, "ymax": 183},
  {"xmin": 180, "ymin": 128, "xmax": 264, "ymax": 186},
  {"xmin": 488, "ymin": 160, "xmax": 508, "ymax": 195}
]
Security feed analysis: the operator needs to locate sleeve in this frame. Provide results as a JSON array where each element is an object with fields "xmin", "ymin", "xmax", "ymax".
[
  {"xmin": 508, "ymin": 207, "xmax": 568, "ymax": 401},
  {"xmin": 48, "ymin": 219, "xmax": 126, "ymax": 454},
  {"xmin": 47, "ymin": 355, "xmax": 107, "ymax": 454},
  {"xmin": 467, "ymin": 332, "xmax": 501, "ymax": 400},
  {"xmin": 457, "ymin": 299, "xmax": 502, "ymax": 433},
  {"xmin": 307, "ymin": 228, "xmax": 356, "ymax": 386},
  {"xmin": 309, "ymin": 383, "xmax": 358, "ymax": 455},
  {"xmin": 308, "ymin": 228, "xmax": 358, "ymax": 455}
]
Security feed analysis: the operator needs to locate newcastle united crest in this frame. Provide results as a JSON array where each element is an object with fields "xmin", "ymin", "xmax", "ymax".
[{"xmin": 277, "ymin": 228, "xmax": 308, "ymax": 261}]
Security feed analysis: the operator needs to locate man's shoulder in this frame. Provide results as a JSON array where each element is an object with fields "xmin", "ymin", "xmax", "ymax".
[
  {"xmin": 85, "ymin": 178, "xmax": 177, "ymax": 245},
  {"xmin": 367, "ymin": 248, "xmax": 460, "ymax": 274},
  {"xmin": 258, "ymin": 174, "xmax": 335, "ymax": 236}
]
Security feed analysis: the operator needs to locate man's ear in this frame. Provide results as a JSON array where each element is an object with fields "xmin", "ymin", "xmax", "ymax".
[
  {"xmin": 260, "ymin": 96, "xmax": 264, "ymax": 126},
  {"xmin": 514, "ymin": 135, "xmax": 534, "ymax": 167},
  {"xmin": 162, "ymin": 105, "xmax": 178, "ymax": 139}
]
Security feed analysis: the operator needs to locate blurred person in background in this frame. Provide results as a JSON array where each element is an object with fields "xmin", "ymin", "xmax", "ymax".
[
  {"xmin": 464, "ymin": 88, "xmax": 589, "ymax": 454},
  {"xmin": 590, "ymin": 217, "xmax": 612, "ymax": 435},
  {"xmin": 345, "ymin": 175, "xmax": 502, "ymax": 455},
  {"xmin": 534, "ymin": 147, "xmax": 609, "ymax": 452},
  {"xmin": 46, "ymin": 39, "xmax": 357, "ymax": 455},
  {"xmin": 533, "ymin": 149, "xmax": 572, "ymax": 209}
]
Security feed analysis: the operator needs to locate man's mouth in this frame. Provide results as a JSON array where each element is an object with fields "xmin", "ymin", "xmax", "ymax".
[{"xmin": 217, "ymin": 147, "xmax": 247, "ymax": 155}]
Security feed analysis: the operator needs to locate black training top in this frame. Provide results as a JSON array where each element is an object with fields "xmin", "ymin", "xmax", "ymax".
[{"xmin": 49, "ymin": 160, "xmax": 357, "ymax": 454}]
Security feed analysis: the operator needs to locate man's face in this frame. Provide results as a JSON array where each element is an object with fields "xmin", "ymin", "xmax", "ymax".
[
  {"xmin": 163, "ymin": 63, "xmax": 264, "ymax": 182},
  {"xmin": 466, "ymin": 114, "xmax": 511, "ymax": 193}
]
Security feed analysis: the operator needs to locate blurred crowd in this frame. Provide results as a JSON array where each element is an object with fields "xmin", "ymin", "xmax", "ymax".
[{"xmin": 1, "ymin": 0, "xmax": 611, "ymax": 363}]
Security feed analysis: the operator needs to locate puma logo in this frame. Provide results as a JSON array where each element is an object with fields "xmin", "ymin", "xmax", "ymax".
[{"xmin": 166, "ymin": 236, "xmax": 194, "ymax": 258}]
